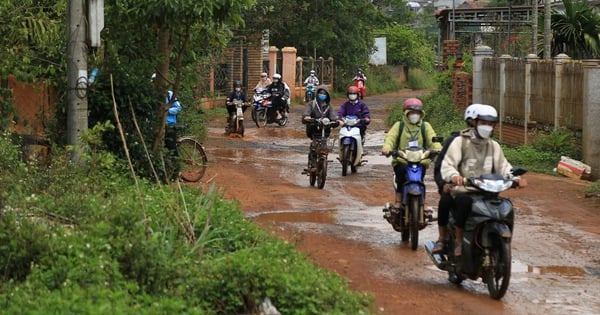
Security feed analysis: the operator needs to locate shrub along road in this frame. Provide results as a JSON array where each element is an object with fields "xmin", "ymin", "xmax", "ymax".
[{"xmin": 196, "ymin": 90, "xmax": 600, "ymax": 314}]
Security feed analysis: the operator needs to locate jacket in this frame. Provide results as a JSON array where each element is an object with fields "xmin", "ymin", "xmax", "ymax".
[
  {"xmin": 441, "ymin": 128, "xmax": 513, "ymax": 194},
  {"xmin": 382, "ymin": 109, "xmax": 442, "ymax": 167}
]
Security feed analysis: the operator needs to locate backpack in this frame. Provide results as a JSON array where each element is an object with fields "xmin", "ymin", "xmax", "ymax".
[
  {"xmin": 434, "ymin": 131, "xmax": 459, "ymax": 194},
  {"xmin": 395, "ymin": 121, "xmax": 426, "ymax": 150}
]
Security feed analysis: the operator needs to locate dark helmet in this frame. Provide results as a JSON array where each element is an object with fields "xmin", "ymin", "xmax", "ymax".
[{"xmin": 234, "ymin": 80, "xmax": 242, "ymax": 88}]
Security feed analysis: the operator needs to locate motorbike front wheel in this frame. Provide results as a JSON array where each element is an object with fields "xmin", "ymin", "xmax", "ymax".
[
  {"xmin": 237, "ymin": 119, "xmax": 244, "ymax": 137},
  {"xmin": 317, "ymin": 157, "xmax": 327, "ymax": 189},
  {"xmin": 341, "ymin": 144, "xmax": 351, "ymax": 176},
  {"xmin": 484, "ymin": 236, "xmax": 512, "ymax": 300},
  {"xmin": 251, "ymin": 107, "xmax": 260, "ymax": 128},
  {"xmin": 309, "ymin": 153, "xmax": 316, "ymax": 186},
  {"xmin": 408, "ymin": 196, "xmax": 420, "ymax": 250}
]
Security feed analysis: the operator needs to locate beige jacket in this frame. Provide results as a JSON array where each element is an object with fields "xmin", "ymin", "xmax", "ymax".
[{"xmin": 441, "ymin": 128, "xmax": 513, "ymax": 193}]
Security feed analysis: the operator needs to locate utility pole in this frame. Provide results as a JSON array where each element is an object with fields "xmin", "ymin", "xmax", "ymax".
[
  {"xmin": 67, "ymin": 0, "xmax": 88, "ymax": 163},
  {"xmin": 543, "ymin": 0, "xmax": 552, "ymax": 59},
  {"xmin": 532, "ymin": 0, "xmax": 538, "ymax": 54}
]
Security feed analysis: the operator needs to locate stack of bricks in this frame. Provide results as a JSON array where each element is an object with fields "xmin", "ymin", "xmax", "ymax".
[
  {"xmin": 442, "ymin": 40, "xmax": 459, "ymax": 69},
  {"xmin": 452, "ymin": 72, "xmax": 472, "ymax": 111}
]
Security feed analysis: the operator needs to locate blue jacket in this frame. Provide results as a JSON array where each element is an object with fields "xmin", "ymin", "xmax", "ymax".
[{"xmin": 166, "ymin": 91, "xmax": 182, "ymax": 126}]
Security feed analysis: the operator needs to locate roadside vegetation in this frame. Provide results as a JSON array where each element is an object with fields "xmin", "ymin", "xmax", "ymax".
[{"xmin": 0, "ymin": 129, "xmax": 374, "ymax": 314}]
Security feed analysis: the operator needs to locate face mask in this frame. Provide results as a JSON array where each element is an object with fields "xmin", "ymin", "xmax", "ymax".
[
  {"xmin": 477, "ymin": 125, "xmax": 494, "ymax": 139},
  {"xmin": 235, "ymin": 88, "xmax": 241, "ymax": 92},
  {"xmin": 317, "ymin": 94, "xmax": 327, "ymax": 101},
  {"xmin": 348, "ymin": 93, "xmax": 358, "ymax": 101},
  {"xmin": 408, "ymin": 113, "xmax": 421, "ymax": 124}
]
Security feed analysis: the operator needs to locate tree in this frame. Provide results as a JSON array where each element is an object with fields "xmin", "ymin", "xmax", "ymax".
[
  {"xmin": 384, "ymin": 23, "xmax": 435, "ymax": 78},
  {"xmin": 549, "ymin": 0, "xmax": 600, "ymax": 58},
  {"xmin": 242, "ymin": 0, "xmax": 388, "ymax": 72}
]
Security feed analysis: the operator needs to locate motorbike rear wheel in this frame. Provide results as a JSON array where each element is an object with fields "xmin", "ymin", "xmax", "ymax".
[
  {"xmin": 341, "ymin": 144, "xmax": 351, "ymax": 176},
  {"xmin": 484, "ymin": 236, "xmax": 512, "ymax": 300},
  {"xmin": 317, "ymin": 157, "xmax": 327, "ymax": 189},
  {"xmin": 409, "ymin": 196, "xmax": 420, "ymax": 250}
]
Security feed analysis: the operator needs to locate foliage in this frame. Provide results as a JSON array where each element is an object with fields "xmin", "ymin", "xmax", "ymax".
[
  {"xmin": 531, "ymin": 127, "xmax": 581, "ymax": 160},
  {"xmin": 0, "ymin": 132, "xmax": 375, "ymax": 314},
  {"xmin": 584, "ymin": 180, "xmax": 600, "ymax": 195},
  {"xmin": 549, "ymin": 0, "xmax": 600, "ymax": 58},
  {"xmin": 243, "ymin": 0, "xmax": 387, "ymax": 71},
  {"xmin": 406, "ymin": 68, "xmax": 437, "ymax": 90},
  {"xmin": 502, "ymin": 145, "xmax": 560, "ymax": 174},
  {"xmin": 383, "ymin": 23, "xmax": 435, "ymax": 72}
]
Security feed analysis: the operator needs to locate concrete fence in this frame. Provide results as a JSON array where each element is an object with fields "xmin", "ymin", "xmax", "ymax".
[{"xmin": 471, "ymin": 45, "xmax": 600, "ymax": 179}]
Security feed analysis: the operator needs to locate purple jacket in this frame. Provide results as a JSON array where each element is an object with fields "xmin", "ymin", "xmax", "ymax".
[{"xmin": 338, "ymin": 100, "xmax": 370, "ymax": 129}]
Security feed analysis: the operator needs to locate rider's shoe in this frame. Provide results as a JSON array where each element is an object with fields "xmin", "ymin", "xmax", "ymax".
[{"xmin": 432, "ymin": 240, "xmax": 445, "ymax": 254}]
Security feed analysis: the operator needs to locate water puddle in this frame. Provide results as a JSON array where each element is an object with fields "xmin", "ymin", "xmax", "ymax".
[{"xmin": 512, "ymin": 260, "xmax": 593, "ymax": 277}]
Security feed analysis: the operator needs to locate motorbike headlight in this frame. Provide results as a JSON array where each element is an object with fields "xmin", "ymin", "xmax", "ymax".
[{"xmin": 473, "ymin": 179, "xmax": 513, "ymax": 192}]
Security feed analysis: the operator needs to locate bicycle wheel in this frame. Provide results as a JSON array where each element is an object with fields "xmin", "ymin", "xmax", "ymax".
[{"xmin": 177, "ymin": 138, "xmax": 208, "ymax": 182}]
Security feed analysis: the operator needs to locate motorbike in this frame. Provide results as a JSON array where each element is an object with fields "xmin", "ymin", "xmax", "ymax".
[
  {"xmin": 424, "ymin": 168, "xmax": 527, "ymax": 300},
  {"xmin": 337, "ymin": 115, "xmax": 366, "ymax": 176},
  {"xmin": 382, "ymin": 144, "xmax": 440, "ymax": 250},
  {"xmin": 354, "ymin": 78, "xmax": 366, "ymax": 99},
  {"xmin": 227, "ymin": 99, "xmax": 248, "ymax": 137},
  {"xmin": 302, "ymin": 117, "xmax": 333, "ymax": 189},
  {"xmin": 251, "ymin": 88, "xmax": 270, "ymax": 128},
  {"xmin": 304, "ymin": 84, "xmax": 316, "ymax": 102},
  {"xmin": 253, "ymin": 89, "xmax": 288, "ymax": 127}
]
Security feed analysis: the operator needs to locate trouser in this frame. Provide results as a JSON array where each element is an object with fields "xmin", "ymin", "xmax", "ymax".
[
  {"xmin": 437, "ymin": 192, "xmax": 453, "ymax": 226},
  {"xmin": 452, "ymin": 194, "xmax": 473, "ymax": 229}
]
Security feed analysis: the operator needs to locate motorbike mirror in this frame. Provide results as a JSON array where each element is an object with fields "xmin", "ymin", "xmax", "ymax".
[
  {"xmin": 510, "ymin": 167, "xmax": 527, "ymax": 176},
  {"xmin": 432, "ymin": 136, "xmax": 443, "ymax": 143}
]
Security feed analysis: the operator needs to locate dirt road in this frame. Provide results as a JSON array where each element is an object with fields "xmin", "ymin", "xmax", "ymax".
[{"xmin": 196, "ymin": 90, "xmax": 600, "ymax": 315}]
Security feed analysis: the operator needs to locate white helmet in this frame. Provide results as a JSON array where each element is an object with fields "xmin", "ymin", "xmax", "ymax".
[
  {"xmin": 273, "ymin": 73, "xmax": 281, "ymax": 80},
  {"xmin": 310, "ymin": 70, "xmax": 316, "ymax": 75},
  {"xmin": 464, "ymin": 104, "xmax": 483, "ymax": 121},
  {"xmin": 476, "ymin": 104, "xmax": 498, "ymax": 122}
]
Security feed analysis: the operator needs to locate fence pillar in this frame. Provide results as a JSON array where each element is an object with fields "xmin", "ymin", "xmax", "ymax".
[
  {"xmin": 498, "ymin": 54, "xmax": 511, "ymax": 141},
  {"xmin": 553, "ymin": 53, "xmax": 570, "ymax": 128},
  {"xmin": 582, "ymin": 60, "xmax": 600, "ymax": 180},
  {"xmin": 472, "ymin": 45, "xmax": 494, "ymax": 103},
  {"xmin": 268, "ymin": 46, "xmax": 278, "ymax": 76},
  {"xmin": 524, "ymin": 54, "xmax": 538, "ymax": 145},
  {"xmin": 281, "ymin": 47, "xmax": 297, "ymax": 101}
]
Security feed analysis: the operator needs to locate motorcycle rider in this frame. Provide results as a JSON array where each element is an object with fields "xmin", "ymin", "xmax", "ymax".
[
  {"xmin": 302, "ymin": 86, "xmax": 339, "ymax": 170},
  {"xmin": 225, "ymin": 80, "xmax": 249, "ymax": 135},
  {"xmin": 352, "ymin": 68, "xmax": 366, "ymax": 99},
  {"xmin": 337, "ymin": 86, "xmax": 371, "ymax": 144},
  {"xmin": 303, "ymin": 70, "xmax": 320, "ymax": 102},
  {"xmin": 381, "ymin": 97, "xmax": 442, "ymax": 210},
  {"xmin": 441, "ymin": 104, "xmax": 527, "ymax": 256},
  {"xmin": 254, "ymin": 72, "xmax": 272, "ymax": 90},
  {"xmin": 432, "ymin": 103, "xmax": 483, "ymax": 253},
  {"xmin": 266, "ymin": 73, "xmax": 290, "ymax": 120}
]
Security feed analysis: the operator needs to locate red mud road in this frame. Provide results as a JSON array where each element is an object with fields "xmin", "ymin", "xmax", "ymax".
[{"xmin": 195, "ymin": 90, "xmax": 600, "ymax": 315}]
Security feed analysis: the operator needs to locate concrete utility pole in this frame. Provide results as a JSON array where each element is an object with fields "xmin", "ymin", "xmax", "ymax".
[
  {"xmin": 543, "ymin": 0, "xmax": 552, "ymax": 59},
  {"xmin": 67, "ymin": 0, "xmax": 88, "ymax": 163}
]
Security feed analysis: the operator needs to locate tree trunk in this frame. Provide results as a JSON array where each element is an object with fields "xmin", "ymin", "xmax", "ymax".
[{"xmin": 153, "ymin": 27, "xmax": 171, "ymax": 152}]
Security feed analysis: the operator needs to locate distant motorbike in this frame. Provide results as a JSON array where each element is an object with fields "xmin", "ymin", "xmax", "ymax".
[
  {"xmin": 227, "ymin": 99, "xmax": 248, "ymax": 136},
  {"xmin": 302, "ymin": 117, "xmax": 334, "ymax": 189},
  {"xmin": 382, "ymin": 144, "xmax": 440, "ymax": 250},
  {"xmin": 337, "ymin": 115, "xmax": 366, "ymax": 176},
  {"xmin": 304, "ymin": 84, "xmax": 316, "ymax": 102},
  {"xmin": 354, "ymin": 78, "xmax": 366, "ymax": 99},
  {"xmin": 424, "ymin": 168, "xmax": 527, "ymax": 300},
  {"xmin": 253, "ymin": 89, "xmax": 288, "ymax": 127}
]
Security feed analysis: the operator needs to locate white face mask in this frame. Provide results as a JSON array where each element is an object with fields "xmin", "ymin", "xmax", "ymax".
[
  {"xmin": 235, "ymin": 87, "xmax": 241, "ymax": 92},
  {"xmin": 348, "ymin": 94, "xmax": 358, "ymax": 101},
  {"xmin": 477, "ymin": 125, "xmax": 494, "ymax": 139},
  {"xmin": 408, "ymin": 113, "xmax": 421, "ymax": 124}
]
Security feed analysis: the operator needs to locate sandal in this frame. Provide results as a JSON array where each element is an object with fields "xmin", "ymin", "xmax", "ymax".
[{"xmin": 432, "ymin": 240, "xmax": 444, "ymax": 253}]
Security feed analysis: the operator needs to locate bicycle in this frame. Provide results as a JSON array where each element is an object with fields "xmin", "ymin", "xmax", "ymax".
[
  {"xmin": 302, "ymin": 118, "xmax": 334, "ymax": 189},
  {"xmin": 166, "ymin": 125, "xmax": 208, "ymax": 182}
]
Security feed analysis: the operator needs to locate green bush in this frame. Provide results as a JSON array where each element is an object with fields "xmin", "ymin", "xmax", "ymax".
[{"xmin": 406, "ymin": 69, "xmax": 437, "ymax": 90}]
